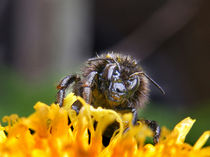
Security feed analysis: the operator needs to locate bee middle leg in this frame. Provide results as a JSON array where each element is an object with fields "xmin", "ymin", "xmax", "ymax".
[
  {"xmin": 82, "ymin": 71, "xmax": 98, "ymax": 104},
  {"xmin": 132, "ymin": 109, "xmax": 138, "ymax": 125},
  {"xmin": 140, "ymin": 119, "xmax": 161, "ymax": 144},
  {"xmin": 123, "ymin": 109, "xmax": 137, "ymax": 133},
  {"xmin": 131, "ymin": 109, "xmax": 160, "ymax": 144}
]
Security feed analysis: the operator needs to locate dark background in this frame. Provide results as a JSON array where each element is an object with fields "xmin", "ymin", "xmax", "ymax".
[{"xmin": 0, "ymin": 0, "xmax": 210, "ymax": 145}]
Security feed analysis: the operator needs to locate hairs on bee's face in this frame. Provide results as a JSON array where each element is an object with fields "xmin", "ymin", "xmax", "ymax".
[{"xmin": 96, "ymin": 60, "xmax": 141, "ymax": 104}]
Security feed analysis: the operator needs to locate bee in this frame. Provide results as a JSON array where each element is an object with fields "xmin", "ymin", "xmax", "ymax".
[{"xmin": 56, "ymin": 53, "xmax": 165, "ymax": 144}]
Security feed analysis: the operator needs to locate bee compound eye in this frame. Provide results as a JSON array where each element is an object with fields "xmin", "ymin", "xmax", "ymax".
[{"xmin": 127, "ymin": 77, "xmax": 140, "ymax": 91}]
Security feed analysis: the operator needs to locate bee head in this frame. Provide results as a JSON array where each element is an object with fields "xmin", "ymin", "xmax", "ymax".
[
  {"xmin": 88, "ymin": 53, "xmax": 165, "ymax": 108},
  {"xmin": 101, "ymin": 63, "xmax": 140, "ymax": 104}
]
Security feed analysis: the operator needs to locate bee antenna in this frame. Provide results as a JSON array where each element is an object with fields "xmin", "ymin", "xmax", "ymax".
[
  {"xmin": 131, "ymin": 72, "xmax": 165, "ymax": 95},
  {"xmin": 143, "ymin": 73, "xmax": 165, "ymax": 95}
]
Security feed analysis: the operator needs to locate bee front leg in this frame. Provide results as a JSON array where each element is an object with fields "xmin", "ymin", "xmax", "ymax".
[{"xmin": 56, "ymin": 74, "xmax": 80, "ymax": 107}]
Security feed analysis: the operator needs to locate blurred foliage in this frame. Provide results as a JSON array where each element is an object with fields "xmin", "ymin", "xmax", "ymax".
[
  {"xmin": 0, "ymin": 67, "xmax": 209, "ymax": 146},
  {"xmin": 0, "ymin": 67, "xmax": 56, "ymax": 118}
]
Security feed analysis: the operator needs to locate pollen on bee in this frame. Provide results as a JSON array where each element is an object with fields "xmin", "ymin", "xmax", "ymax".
[{"xmin": 106, "ymin": 53, "xmax": 112, "ymax": 58}]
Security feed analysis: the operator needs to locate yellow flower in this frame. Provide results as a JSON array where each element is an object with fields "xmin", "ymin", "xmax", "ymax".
[{"xmin": 0, "ymin": 93, "xmax": 209, "ymax": 157}]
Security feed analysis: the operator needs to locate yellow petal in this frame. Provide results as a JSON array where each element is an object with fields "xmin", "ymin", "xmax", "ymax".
[
  {"xmin": 170, "ymin": 117, "xmax": 196, "ymax": 144},
  {"xmin": 0, "ymin": 129, "xmax": 6, "ymax": 143},
  {"xmin": 63, "ymin": 93, "xmax": 77, "ymax": 110},
  {"xmin": 193, "ymin": 131, "xmax": 210, "ymax": 150},
  {"xmin": 0, "ymin": 93, "xmax": 210, "ymax": 157}
]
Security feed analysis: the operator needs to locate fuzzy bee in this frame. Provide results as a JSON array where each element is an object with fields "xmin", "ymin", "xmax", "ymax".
[{"xmin": 56, "ymin": 53, "xmax": 165, "ymax": 144}]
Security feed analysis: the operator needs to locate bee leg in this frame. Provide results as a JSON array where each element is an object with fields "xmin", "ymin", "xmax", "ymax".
[
  {"xmin": 82, "ymin": 71, "xmax": 98, "ymax": 104},
  {"xmin": 142, "ymin": 120, "xmax": 161, "ymax": 144},
  {"xmin": 71, "ymin": 105, "xmax": 80, "ymax": 114},
  {"xmin": 56, "ymin": 74, "xmax": 80, "ymax": 107},
  {"xmin": 130, "ymin": 109, "xmax": 160, "ymax": 144},
  {"xmin": 132, "ymin": 109, "xmax": 138, "ymax": 125},
  {"xmin": 123, "ymin": 108, "xmax": 137, "ymax": 133}
]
